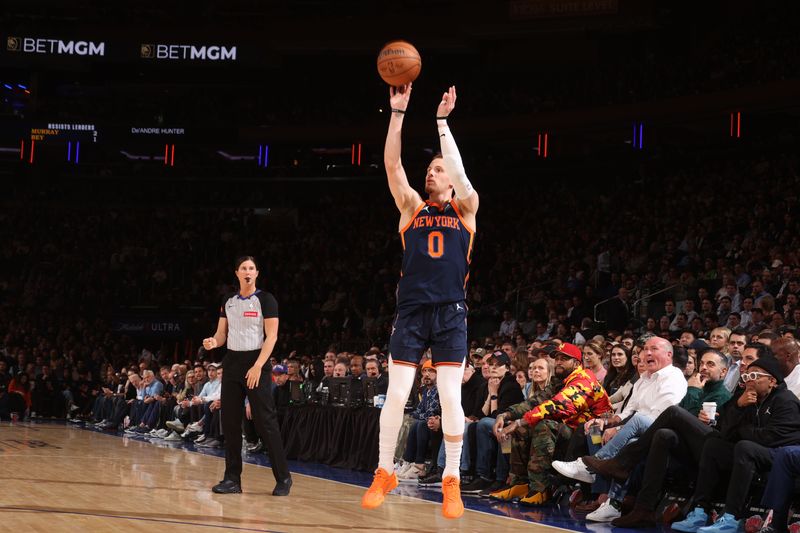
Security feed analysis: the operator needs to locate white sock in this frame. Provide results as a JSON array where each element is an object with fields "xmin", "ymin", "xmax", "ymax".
[
  {"xmin": 444, "ymin": 438, "xmax": 463, "ymax": 479},
  {"xmin": 437, "ymin": 362, "xmax": 466, "ymax": 479},
  {"xmin": 377, "ymin": 359, "xmax": 417, "ymax": 473}
]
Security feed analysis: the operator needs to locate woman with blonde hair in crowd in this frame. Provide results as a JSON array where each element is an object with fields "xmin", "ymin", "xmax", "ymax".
[
  {"xmin": 488, "ymin": 354, "xmax": 560, "ymax": 503},
  {"xmin": 522, "ymin": 356, "xmax": 555, "ymax": 399}
]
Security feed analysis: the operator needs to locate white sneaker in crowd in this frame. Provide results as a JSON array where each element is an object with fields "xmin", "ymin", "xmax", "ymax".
[
  {"xmin": 397, "ymin": 464, "xmax": 425, "ymax": 482},
  {"xmin": 166, "ymin": 420, "xmax": 185, "ymax": 433},
  {"xmin": 394, "ymin": 461, "xmax": 413, "ymax": 477},
  {"xmin": 586, "ymin": 499, "xmax": 621, "ymax": 522},
  {"xmin": 552, "ymin": 458, "xmax": 596, "ymax": 483},
  {"xmin": 164, "ymin": 431, "xmax": 183, "ymax": 442}
]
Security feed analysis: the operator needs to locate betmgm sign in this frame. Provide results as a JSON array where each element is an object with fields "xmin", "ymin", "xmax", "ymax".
[
  {"xmin": 140, "ymin": 43, "xmax": 237, "ymax": 62},
  {"xmin": 7, "ymin": 36, "xmax": 105, "ymax": 56}
]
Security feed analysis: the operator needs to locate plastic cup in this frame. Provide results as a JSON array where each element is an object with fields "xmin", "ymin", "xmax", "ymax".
[
  {"xmin": 702, "ymin": 402, "xmax": 717, "ymax": 420},
  {"xmin": 589, "ymin": 424, "xmax": 603, "ymax": 445},
  {"xmin": 500, "ymin": 436, "xmax": 512, "ymax": 454}
]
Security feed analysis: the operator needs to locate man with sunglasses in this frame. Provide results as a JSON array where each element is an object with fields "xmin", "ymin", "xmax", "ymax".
[
  {"xmin": 670, "ymin": 355, "xmax": 800, "ymax": 533},
  {"xmin": 733, "ymin": 338, "xmax": 800, "ymax": 533}
]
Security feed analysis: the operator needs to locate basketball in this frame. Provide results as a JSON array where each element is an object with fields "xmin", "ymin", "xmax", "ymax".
[{"xmin": 376, "ymin": 40, "xmax": 421, "ymax": 87}]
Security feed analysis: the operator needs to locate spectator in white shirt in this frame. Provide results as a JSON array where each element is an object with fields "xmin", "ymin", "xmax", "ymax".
[
  {"xmin": 604, "ymin": 336, "xmax": 687, "ymax": 428},
  {"xmin": 534, "ymin": 322, "xmax": 550, "ymax": 342},
  {"xmin": 773, "ymin": 337, "xmax": 800, "ymax": 399},
  {"xmin": 716, "ymin": 280, "xmax": 743, "ymax": 312},
  {"xmin": 499, "ymin": 310, "xmax": 518, "ymax": 338},
  {"xmin": 192, "ymin": 364, "xmax": 222, "ymax": 405},
  {"xmin": 680, "ymin": 299, "xmax": 700, "ymax": 324}
]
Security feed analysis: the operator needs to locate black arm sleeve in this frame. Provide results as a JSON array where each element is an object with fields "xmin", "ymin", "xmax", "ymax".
[{"xmin": 257, "ymin": 291, "xmax": 279, "ymax": 318}]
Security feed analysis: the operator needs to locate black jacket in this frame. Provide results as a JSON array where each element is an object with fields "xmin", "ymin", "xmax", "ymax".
[
  {"xmin": 718, "ymin": 383, "xmax": 800, "ymax": 447},
  {"xmin": 474, "ymin": 371, "xmax": 524, "ymax": 419},
  {"xmin": 462, "ymin": 370, "xmax": 486, "ymax": 419}
]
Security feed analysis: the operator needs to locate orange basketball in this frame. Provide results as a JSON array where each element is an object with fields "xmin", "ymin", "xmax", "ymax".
[{"xmin": 376, "ymin": 40, "xmax": 421, "ymax": 87}]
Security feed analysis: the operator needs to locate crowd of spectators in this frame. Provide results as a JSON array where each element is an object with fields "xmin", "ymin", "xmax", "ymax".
[{"xmin": 1, "ymin": 136, "xmax": 799, "ymax": 409}]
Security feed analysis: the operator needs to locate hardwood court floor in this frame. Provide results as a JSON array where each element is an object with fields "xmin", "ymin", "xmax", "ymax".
[{"xmin": 0, "ymin": 422, "xmax": 581, "ymax": 533}]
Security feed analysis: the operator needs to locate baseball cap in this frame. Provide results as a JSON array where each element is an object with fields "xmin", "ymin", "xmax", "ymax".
[
  {"xmin": 747, "ymin": 357, "xmax": 784, "ymax": 384},
  {"xmin": 489, "ymin": 350, "xmax": 511, "ymax": 367},
  {"xmin": 208, "ymin": 362, "xmax": 222, "ymax": 369},
  {"xmin": 552, "ymin": 342, "xmax": 582, "ymax": 362},
  {"xmin": 472, "ymin": 348, "xmax": 486, "ymax": 358},
  {"xmin": 421, "ymin": 359, "xmax": 437, "ymax": 371},
  {"xmin": 272, "ymin": 364, "xmax": 287, "ymax": 375}
]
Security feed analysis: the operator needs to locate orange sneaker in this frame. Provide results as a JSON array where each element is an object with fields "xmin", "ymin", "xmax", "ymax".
[
  {"xmin": 442, "ymin": 476, "xmax": 465, "ymax": 519},
  {"xmin": 361, "ymin": 468, "xmax": 399, "ymax": 509}
]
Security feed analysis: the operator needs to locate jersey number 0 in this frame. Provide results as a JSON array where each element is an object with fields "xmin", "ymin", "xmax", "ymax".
[{"xmin": 428, "ymin": 231, "xmax": 444, "ymax": 258}]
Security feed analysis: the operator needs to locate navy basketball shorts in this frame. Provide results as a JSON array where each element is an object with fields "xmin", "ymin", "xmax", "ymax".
[{"xmin": 388, "ymin": 301, "xmax": 468, "ymax": 367}]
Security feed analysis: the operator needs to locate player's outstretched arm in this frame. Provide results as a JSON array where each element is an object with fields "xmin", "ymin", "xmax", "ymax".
[
  {"xmin": 385, "ymin": 84, "xmax": 421, "ymax": 213},
  {"xmin": 437, "ymin": 86, "xmax": 479, "ymax": 216}
]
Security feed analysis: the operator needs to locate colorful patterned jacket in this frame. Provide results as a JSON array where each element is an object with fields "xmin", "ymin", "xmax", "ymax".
[{"xmin": 515, "ymin": 367, "xmax": 612, "ymax": 429}]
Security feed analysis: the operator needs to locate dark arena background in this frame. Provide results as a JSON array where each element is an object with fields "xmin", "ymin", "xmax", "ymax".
[{"xmin": 2, "ymin": 1, "xmax": 800, "ymax": 532}]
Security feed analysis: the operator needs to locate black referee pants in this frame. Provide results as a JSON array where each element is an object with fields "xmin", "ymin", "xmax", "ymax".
[{"xmin": 222, "ymin": 349, "xmax": 289, "ymax": 484}]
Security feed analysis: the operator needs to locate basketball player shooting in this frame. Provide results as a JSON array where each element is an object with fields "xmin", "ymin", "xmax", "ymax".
[{"xmin": 361, "ymin": 84, "xmax": 478, "ymax": 519}]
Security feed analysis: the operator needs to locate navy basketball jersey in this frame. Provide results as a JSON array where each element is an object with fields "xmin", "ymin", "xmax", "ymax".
[{"xmin": 396, "ymin": 200, "xmax": 474, "ymax": 307}]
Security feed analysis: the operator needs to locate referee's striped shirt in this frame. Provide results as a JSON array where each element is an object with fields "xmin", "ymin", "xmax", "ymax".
[{"xmin": 220, "ymin": 290, "xmax": 279, "ymax": 351}]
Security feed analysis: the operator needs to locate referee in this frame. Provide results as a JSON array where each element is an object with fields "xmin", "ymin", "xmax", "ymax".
[{"xmin": 203, "ymin": 256, "xmax": 292, "ymax": 496}]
